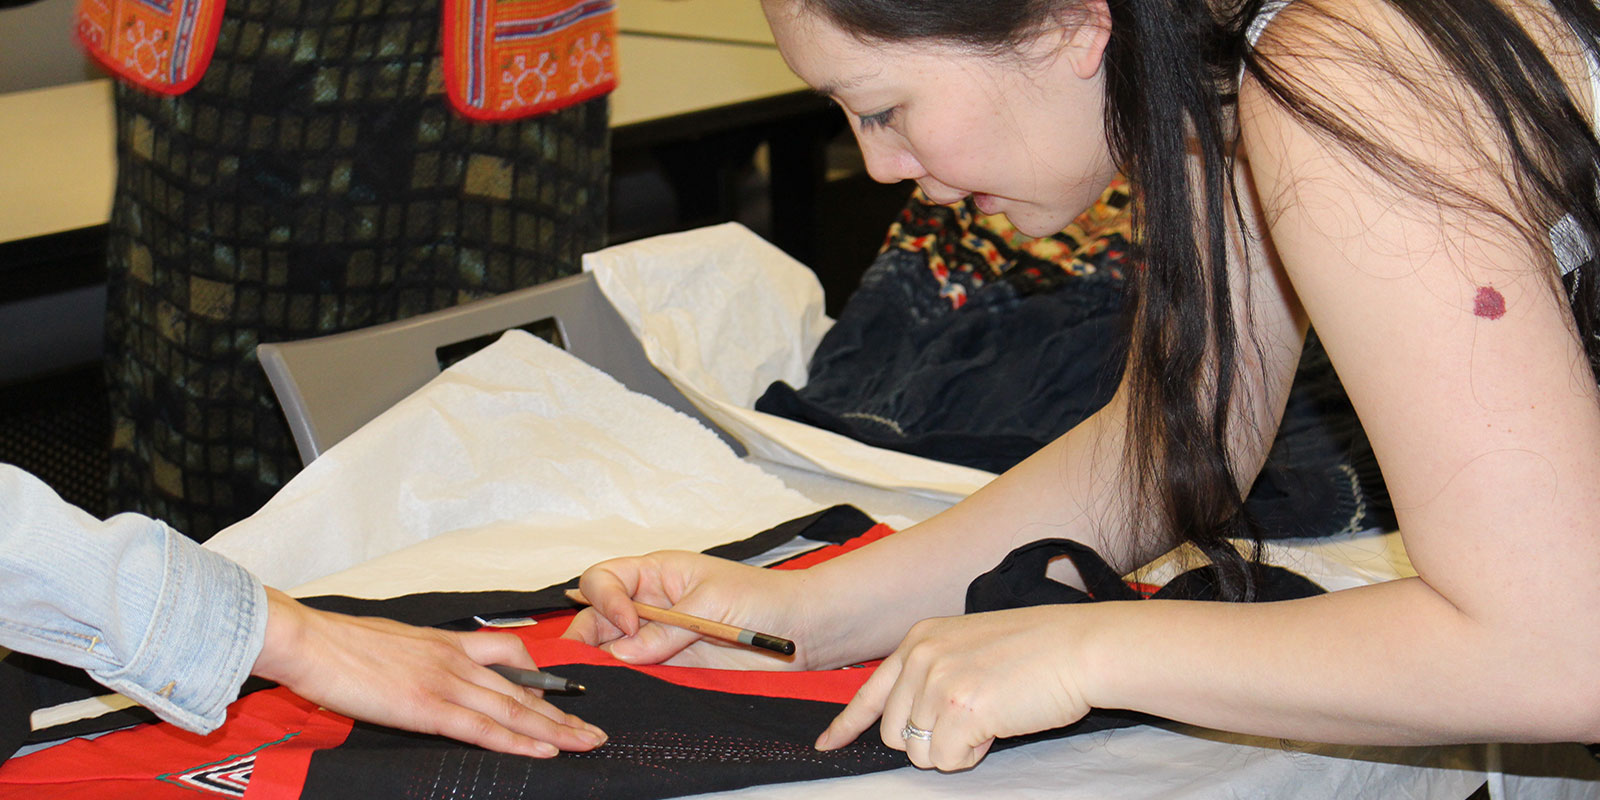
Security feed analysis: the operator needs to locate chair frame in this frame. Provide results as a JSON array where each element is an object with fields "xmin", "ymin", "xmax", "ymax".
[{"xmin": 257, "ymin": 272, "xmax": 732, "ymax": 464}]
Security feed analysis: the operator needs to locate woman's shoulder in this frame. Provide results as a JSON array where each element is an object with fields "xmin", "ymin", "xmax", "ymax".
[
  {"xmin": 1244, "ymin": 0, "xmax": 1436, "ymax": 68},
  {"xmin": 1246, "ymin": 0, "xmax": 1593, "ymax": 101},
  {"xmin": 1238, "ymin": 0, "xmax": 1596, "ymax": 223}
]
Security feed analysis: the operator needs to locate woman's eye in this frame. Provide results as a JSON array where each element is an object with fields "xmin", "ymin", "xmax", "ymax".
[{"xmin": 858, "ymin": 107, "xmax": 896, "ymax": 131}]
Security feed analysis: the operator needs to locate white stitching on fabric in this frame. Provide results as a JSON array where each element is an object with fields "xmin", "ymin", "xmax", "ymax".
[
  {"xmin": 1338, "ymin": 462, "xmax": 1368, "ymax": 535},
  {"xmin": 838, "ymin": 412, "xmax": 906, "ymax": 436}
]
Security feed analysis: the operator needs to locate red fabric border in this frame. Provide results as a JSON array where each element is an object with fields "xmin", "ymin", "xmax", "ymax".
[
  {"xmin": 74, "ymin": 0, "xmax": 225, "ymax": 96},
  {"xmin": 241, "ymin": 700, "xmax": 354, "ymax": 800},
  {"xmin": 769, "ymin": 523, "xmax": 898, "ymax": 571},
  {"xmin": 440, "ymin": 0, "xmax": 618, "ymax": 121},
  {"xmin": 0, "ymin": 691, "xmax": 350, "ymax": 800}
]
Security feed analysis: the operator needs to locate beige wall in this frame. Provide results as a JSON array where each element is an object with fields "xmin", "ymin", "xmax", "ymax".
[
  {"xmin": 0, "ymin": 0, "xmax": 107, "ymax": 382},
  {"xmin": 0, "ymin": 0, "xmax": 102, "ymax": 93}
]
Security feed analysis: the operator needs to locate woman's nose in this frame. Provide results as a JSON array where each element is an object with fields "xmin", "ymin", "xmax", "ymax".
[{"xmin": 856, "ymin": 134, "xmax": 923, "ymax": 184}]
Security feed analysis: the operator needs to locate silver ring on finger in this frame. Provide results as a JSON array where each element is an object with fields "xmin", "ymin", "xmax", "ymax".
[{"xmin": 901, "ymin": 722, "xmax": 933, "ymax": 741}]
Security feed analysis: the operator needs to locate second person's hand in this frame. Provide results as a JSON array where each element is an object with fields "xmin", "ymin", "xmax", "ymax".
[
  {"xmin": 814, "ymin": 605, "xmax": 1094, "ymax": 772},
  {"xmin": 253, "ymin": 588, "xmax": 607, "ymax": 758}
]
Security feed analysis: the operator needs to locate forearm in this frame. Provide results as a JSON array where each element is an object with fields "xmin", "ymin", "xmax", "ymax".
[
  {"xmin": 799, "ymin": 394, "xmax": 1142, "ymax": 668},
  {"xmin": 1078, "ymin": 577, "xmax": 1600, "ymax": 745}
]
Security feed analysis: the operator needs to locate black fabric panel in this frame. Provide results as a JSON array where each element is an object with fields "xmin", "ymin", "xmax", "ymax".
[
  {"xmin": 966, "ymin": 537, "xmax": 1326, "ymax": 614},
  {"xmin": 296, "ymin": 505, "xmax": 879, "ymax": 629},
  {"xmin": 1245, "ymin": 330, "xmax": 1397, "ymax": 538},
  {"xmin": 0, "ymin": 654, "xmax": 106, "ymax": 716},
  {"xmin": 302, "ymin": 662, "xmax": 1149, "ymax": 800},
  {"xmin": 0, "ymin": 652, "xmax": 163, "ymax": 756},
  {"xmin": 964, "ymin": 539, "xmax": 1139, "ymax": 610},
  {"xmin": 0, "ymin": 657, "xmax": 34, "ymax": 763},
  {"xmin": 702, "ymin": 504, "xmax": 879, "ymax": 560},
  {"xmin": 299, "ymin": 586, "xmax": 579, "ymax": 632},
  {"xmin": 1155, "ymin": 561, "xmax": 1325, "ymax": 603},
  {"xmin": 20, "ymin": 708, "xmax": 159, "ymax": 747}
]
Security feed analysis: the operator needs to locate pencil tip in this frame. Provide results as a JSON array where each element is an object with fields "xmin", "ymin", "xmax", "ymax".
[{"xmin": 751, "ymin": 633, "xmax": 796, "ymax": 656}]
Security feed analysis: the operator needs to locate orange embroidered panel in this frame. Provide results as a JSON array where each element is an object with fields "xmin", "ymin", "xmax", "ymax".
[
  {"xmin": 442, "ymin": 0, "xmax": 618, "ymax": 121},
  {"xmin": 75, "ymin": 0, "xmax": 224, "ymax": 95},
  {"xmin": 74, "ymin": 0, "xmax": 615, "ymax": 122}
]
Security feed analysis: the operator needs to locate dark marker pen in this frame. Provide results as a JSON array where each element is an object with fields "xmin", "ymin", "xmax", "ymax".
[{"xmin": 490, "ymin": 665, "xmax": 587, "ymax": 693}]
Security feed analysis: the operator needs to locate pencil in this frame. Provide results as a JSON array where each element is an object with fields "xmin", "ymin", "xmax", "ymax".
[
  {"xmin": 490, "ymin": 664, "xmax": 587, "ymax": 693},
  {"xmin": 564, "ymin": 588, "xmax": 796, "ymax": 656}
]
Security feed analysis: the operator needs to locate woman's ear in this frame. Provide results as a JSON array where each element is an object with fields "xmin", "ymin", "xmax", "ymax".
[{"xmin": 1064, "ymin": 0, "xmax": 1113, "ymax": 79}]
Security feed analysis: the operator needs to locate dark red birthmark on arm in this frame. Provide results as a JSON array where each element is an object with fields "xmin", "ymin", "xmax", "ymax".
[{"xmin": 1474, "ymin": 286, "xmax": 1506, "ymax": 320}]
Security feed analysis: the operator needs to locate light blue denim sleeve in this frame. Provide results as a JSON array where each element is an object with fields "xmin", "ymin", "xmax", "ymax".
[{"xmin": 0, "ymin": 464, "xmax": 268, "ymax": 733}]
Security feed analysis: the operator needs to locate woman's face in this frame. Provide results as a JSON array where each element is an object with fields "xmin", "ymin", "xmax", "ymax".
[{"xmin": 762, "ymin": 1, "xmax": 1118, "ymax": 237}]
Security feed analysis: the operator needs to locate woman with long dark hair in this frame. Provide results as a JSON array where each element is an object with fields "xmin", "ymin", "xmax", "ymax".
[{"xmin": 568, "ymin": 0, "xmax": 1600, "ymax": 770}]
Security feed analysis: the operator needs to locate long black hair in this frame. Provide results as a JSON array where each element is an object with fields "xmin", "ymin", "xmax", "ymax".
[{"xmin": 793, "ymin": 0, "xmax": 1600, "ymax": 598}]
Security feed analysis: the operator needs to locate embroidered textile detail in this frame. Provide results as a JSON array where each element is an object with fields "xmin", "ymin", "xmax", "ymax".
[
  {"xmin": 75, "ymin": 0, "xmax": 617, "ymax": 123},
  {"xmin": 881, "ymin": 176, "xmax": 1133, "ymax": 310},
  {"xmin": 444, "ymin": 0, "xmax": 618, "ymax": 121},
  {"xmin": 0, "ymin": 690, "xmax": 351, "ymax": 800},
  {"xmin": 562, "ymin": 729, "xmax": 873, "ymax": 769},
  {"xmin": 75, "ymin": 0, "xmax": 223, "ymax": 94},
  {"xmin": 1335, "ymin": 462, "xmax": 1368, "ymax": 536},
  {"xmin": 157, "ymin": 732, "xmax": 295, "ymax": 796}
]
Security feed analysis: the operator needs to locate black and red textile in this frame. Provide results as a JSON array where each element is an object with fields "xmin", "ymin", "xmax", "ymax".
[{"xmin": 0, "ymin": 506, "xmax": 1323, "ymax": 799}]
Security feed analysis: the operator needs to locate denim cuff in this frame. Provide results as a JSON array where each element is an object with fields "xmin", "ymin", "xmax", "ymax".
[{"xmin": 93, "ymin": 528, "xmax": 268, "ymax": 733}]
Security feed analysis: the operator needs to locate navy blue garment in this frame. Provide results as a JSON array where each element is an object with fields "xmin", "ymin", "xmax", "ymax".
[
  {"xmin": 756, "ymin": 248, "xmax": 1128, "ymax": 474},
  {"xmin": 1250, "ymin": 329, "xmax": 1395, "ymax": 537},
  {"xmin": 756, "ymin": 246, "xmax": 1394, "ymax": 539}
]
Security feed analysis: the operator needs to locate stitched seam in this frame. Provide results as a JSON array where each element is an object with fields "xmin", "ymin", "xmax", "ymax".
[
  {"xmin": 1337, "ymin": 462, "xmax": 1367, "ymax": 535},
  {"xmin": 0, "ymin": 620, "xmax": 117, "ymax": 665},
  {"xmin": 838, "ymin": 412, "xmax": 906, "ymax": 437}
]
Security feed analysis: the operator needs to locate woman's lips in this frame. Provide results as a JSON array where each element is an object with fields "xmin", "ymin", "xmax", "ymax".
[{"xmin": 972, "ymin": 193, "xmax": 1002, "ymax": 215}]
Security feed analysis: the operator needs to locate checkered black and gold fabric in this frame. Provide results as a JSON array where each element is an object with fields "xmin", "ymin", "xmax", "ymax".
[{"xmin": 103, "ymin": 0, "xmax": 609, "ymax": 539}]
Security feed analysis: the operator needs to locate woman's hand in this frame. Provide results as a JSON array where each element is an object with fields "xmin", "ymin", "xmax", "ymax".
[
  {"xmin": 562, "ymin": 550, "xmax": 813, "ymax": 670},
  {"xmin": 252, "ymin": 588, "xmax": 607, "ymax": 758},
  {"xmin": 815, "ymin": 605, "xmax": 1094, "ymax": 772}
]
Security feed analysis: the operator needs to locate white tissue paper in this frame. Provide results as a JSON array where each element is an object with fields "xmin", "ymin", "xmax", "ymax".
[
  {"xmin": 585, "ymin": 222, "xmax": 998, "ymax": 503},
  {"xmin": 205, "ymin": 330, "xmax": 817, "ymax": 594}
]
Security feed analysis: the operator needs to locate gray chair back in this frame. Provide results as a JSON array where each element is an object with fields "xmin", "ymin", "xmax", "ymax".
[{"xmin": 257, "ymin": 272, "xmax": 735, "ymax": 464}]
